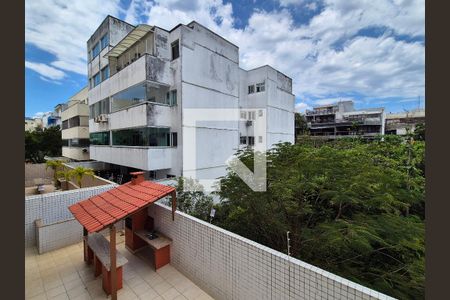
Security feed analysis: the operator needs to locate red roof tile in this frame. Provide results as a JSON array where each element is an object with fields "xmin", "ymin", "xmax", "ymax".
[{"xmin": 68, "ymin": 181, "xmax": 176, "ymax": 233}]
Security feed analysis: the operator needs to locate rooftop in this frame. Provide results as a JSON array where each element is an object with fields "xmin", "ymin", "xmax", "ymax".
[{"xmin": 25, "ymin": 233, "xmax": 213, "ymax": 300}]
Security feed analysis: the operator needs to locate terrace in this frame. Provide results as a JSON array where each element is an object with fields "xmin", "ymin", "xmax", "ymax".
[
  {"xmin": 25, "ymin": 234, "xmax": 212, "ymax": 300},
  {"xmin": 25, "ymin": 173, "xmax": 395, "ymax": 300}
]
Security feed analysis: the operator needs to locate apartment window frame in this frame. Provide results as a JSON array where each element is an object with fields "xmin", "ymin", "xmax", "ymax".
[
  {"xmin": 256, "ymin": 81, "xmax": 265, "ymax": 92},
  {"xmin": 248, "ymin": 85, "xmax": 255, "ymax": 94},
  {"xmin": 111, "ymin": 126, "xmax": 171, "ymax": 147},
  {"xmin": 100, "ymin": 34, "xmax": 109, "ymax": 50},
  {"xmin": 171, "ymin": 40, "xmax": 180, "ymax": 60},
  {"xmin": 240, "ymin": 136, "xmax": 247, "ymax": 145},
  {"xmin": 248, "ymin": 136, "xmax": 255, "ymax": 146},
  {"xmin": 101, "ymin": 65, "xmax": 110, "ymax": 81},
  {"xmin": 92, "ymin": 42, "xmax": 101, "ymax": 60},
  {"xmin": 93, "ymin": 72, "xmax": 101, "ymax": 87},
  {"xmin": 171, "ymin": 132, "xmax": 178, "ymax": 147},
  {"xmin": 240, "ymin": 111, "xmax": 247, "ymax": 119},
  {"xmin": 90, "ymin": 131, "xmax": 110, "ymax": 146}
]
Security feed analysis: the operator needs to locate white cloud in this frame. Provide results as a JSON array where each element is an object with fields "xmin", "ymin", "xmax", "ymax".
[
  {"xmin": 33, "ymin": 111, "xmax": 51, "ymax": 119},
  {"xmin": 295, "ymin": 102, "xmax": 311, "ymax": 112},
  {"xmin": 26, "ymin": 0, "xmax": 424, "ymax": 109},
  {"xmin": 25, "ymin": 0, "xmax": 123, "ymax": 76},
  {"xmin": 25, "ymin": 61, "xmax": 66, "ymax": 80}
]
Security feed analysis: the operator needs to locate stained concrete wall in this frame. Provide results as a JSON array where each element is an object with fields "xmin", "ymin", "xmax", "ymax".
[{"xmin": 180, "ymin": 22, "xmax": 240, "ymax": 182}]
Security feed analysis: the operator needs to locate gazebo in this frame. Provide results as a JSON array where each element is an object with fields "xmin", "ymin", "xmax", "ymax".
[{"xmin": 68, "ymin": 172, "xmax": 176, "ymax": 300}]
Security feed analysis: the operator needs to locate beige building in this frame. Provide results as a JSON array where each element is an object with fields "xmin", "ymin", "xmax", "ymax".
[
  {"xmin": 385, "ymin": 109, "xmax": 425, "ymax": 135},
  {"xmin": 25, "ymin": 117, "xmax": 43, "ymax": 132},
  {"xmin": 61, "ymin": 87, "xmax": 90, "ymax": 161}
]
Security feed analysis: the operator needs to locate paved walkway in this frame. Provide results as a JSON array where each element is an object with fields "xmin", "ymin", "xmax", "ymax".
[{"xmin": 25, "ymin": 233, "xmax": 213, "ymax": 300}]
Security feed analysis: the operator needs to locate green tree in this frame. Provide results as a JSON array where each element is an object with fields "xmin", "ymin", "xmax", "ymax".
[
  {"xmin": 175, "ymin": 177, "xmax": 214, "ymax": 221},
  {"xmin": 294, "ymin": 112, "xmax": 308, "ymax": 140},
  {"xmin": 46, "ymin": 159, "xmax": 64, "ymax": 186},
  {"xmin": 413, "ymin": 123, "xmax": 425, "ymax": 141},
  {"xmin": 214, "ymin": 138, "xmax": 425, "ymax": 299},
  {"xmin": 25, "ymin": 125, "xmax": 62, "ymax": 163},
  {"xmin": 70, "ymin": 166, "xmax": 95, "ymax": 188}
]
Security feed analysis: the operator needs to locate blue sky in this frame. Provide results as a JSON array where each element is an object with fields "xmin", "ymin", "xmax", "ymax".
[{"xmin": 25, "ymin": 0, "xmax": 425, "ymax": 117}]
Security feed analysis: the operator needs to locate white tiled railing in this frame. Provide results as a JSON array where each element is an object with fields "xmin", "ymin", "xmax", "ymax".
[{"xmin": 149, "ymin": 203, "xmax": 396, "ymax": 300}]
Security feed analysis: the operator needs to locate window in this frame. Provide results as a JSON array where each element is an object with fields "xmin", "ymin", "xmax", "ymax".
[
  {"xmin": 62, "ymin": 139, "xmax": 69, "ymax": 147},
  {"xmin": 166, "ymin": 174, "xmax": 176, "ymax": 178},
  {"xmin": 248, "ymin": 136, "xmax": 255, "ymax": 146},
  {"xmin": 171, "ymin": 40, "xmax": 179, "ymax": 60},
  {"xmin": 169, "ymin": 90, "xmax": 177, "ymax": 106},
  {"xmin": 62, "ymin": 120, "xmax": 68, "ymax": 130},
  {"xmin": 166, "ymin": 90, "xmax": 177, "ymax": 106},
  {"xmin": 69, "ymin": 116, "xmax": 80, "ymax": 127},
  {"xmin": 112, "ymin": 127, "xmax": 171, "ymax": 147},
  {"xmin": 248, "ymin": 85, "xmax": 255, "ymax": 94},
  {"xmin": 258, "ymin": 110, "xmax": 263, "ymax": 117},
  {"xmin": 240, "ymin": 111, "xmax": 247, "ymax": 119},
  {"xmin": 258, "ymin": 136, "xmax": 263, "ymax": 143},
  {"xmin": 100, "ymin": 34, "xmax": 109, "ymax": 50},
  {"xmin": 89, "ymin": 98, "xmax": 110, "ymax": 119},
  {"xmin": 112, "ymin": 81, "xmax": 171, "ymax": 112},
  {"xmin": 101, "ymin": 66, "xmax": 110, "ymax": 81},
  {"xmin": 93, "ymin": 72, "xmax": 101, "ymax": 87},
  {"xmin": 248, "ymin": 111, "xmax": 256, "ymax": 120},
  {"xmin": 256, "ymin": 81, "xmax": 265, "ymax": 92},
  {"xmin": 90, "ymin": 132, "xmax": 110, "ymax": 145},
  {"xmin": 240, "ymin": 136, "xmax": 247, "ymax": 145},
  {"xmin": 92, "ymin": 42, "xmax": 100, "ymax": 59},
  {"xmin": 171, "ymin": 132, "xmax": 178, "ymax": 147}
]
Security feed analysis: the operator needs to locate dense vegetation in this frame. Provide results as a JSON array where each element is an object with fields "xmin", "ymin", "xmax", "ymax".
[
  {"xmin": 25, "ymin": 126, "xmax": 62, "ymax": 163},
  {"xmin": 176, "ymin": 133, "xmax": 425, "ymax": 299}
]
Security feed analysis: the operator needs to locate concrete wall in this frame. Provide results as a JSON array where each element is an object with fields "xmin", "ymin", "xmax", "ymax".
[
  {"xmin": 62, "ymin": 126, "xmax": 89, "ymax": 139},
  {"xmin": 89, "ymin": 146, "xmax": 174, "ymax": 171},
  {"xmin": 180, "ymin": 23, "xmax": 240, "ymax": 181},
  {"xmin": 149, "ymin": 204, "xmax": 395, "ymax": 300},
  {"xmin": 62, "ymin": 147, "xmax": 90, "ymax": 161},
  {"xmin": 25, "ymin": 163, "xmax": 54, "ymax": 187},
  {"xmin": 25, "ymin": 184, "xmax": 117, "ymax": 247}
]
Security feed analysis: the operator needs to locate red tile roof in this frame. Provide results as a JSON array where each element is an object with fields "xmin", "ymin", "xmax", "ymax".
[{"xmin": 69, "ymin": 181, "xmax": 176, "ymax": 233}]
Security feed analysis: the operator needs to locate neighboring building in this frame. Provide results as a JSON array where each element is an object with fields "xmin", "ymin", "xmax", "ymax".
[
  {"xmin": 87, "ymin": 16, "xmax": 294, "ymax": 181},
  {"xmin": 385, "ymin": 109, "xmax": 425, "ymax": 135},
  {"xmin": 25, "ymin": 117, "xmax": 43, "ymax": 132},
  {"xmin": 306, "ymin": 101, "xmax": 385, "ymax": 138},
  {"xmin": 61, "ymin": 87, "xmax": 90, "ymax": 161}
]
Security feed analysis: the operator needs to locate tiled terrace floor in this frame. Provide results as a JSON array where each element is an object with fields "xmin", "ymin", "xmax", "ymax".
[{"xmin": 25, "ymin": 232, "xmax": 214, "ymax": 300}]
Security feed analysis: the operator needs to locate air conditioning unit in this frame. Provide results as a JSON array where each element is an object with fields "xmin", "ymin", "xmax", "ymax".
[{"xmin": 94, "ymin": 114, "xmax": 108, "ymax": 123}]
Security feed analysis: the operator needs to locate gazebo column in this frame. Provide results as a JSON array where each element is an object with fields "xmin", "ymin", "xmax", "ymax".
[
  {"xmin": 171, "ymin": 190, "xmax": 177, "ymax": 221},
  {"xmin": 110, "ymin": 225, "xmax": 117, "ymax": 300}
]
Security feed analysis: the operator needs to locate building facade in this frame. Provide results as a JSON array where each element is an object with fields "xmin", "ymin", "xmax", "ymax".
[
  {"xmin": 25, "ymin": 117, "xmax": 43, "ymax": 132},
  {"xmin": 385, "ymin": 109, "xmax": 425, "ymax": 135},
  {"xmin": 87, "ymin": 16, "xmax": 295, "ymax": 181},
  {"xmin": 306, "ymin": 101, "xmax": 385, "ymax": 138},
  {"xmin": 61, "ymin": 87, "xmax": 90, "ymax": 161}
]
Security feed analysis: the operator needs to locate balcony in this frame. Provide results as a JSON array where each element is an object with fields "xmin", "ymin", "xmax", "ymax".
[
  {"xmin": 89, "ymin": 54, "xmax": 171, "ymax": 104},
  {"xmin": 89, "ymin": 146, "xmax": 174, "ymax": 171},
  {"xmin": 62, "ymin": 147, "xmax": 90, "ymax": 161},
  {"xmin": 61, "ymin": 102, "xmax": 89, "ymax": 120},
  {"xmin": 62, "ymin": 126, "xmax": 89, "ymax": 139}
]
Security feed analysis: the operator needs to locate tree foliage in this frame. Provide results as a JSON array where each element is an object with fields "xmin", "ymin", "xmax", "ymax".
[
  {"xmin": 175, "ymin": 177, "xmax": 214, "ymax": 222},
  {"xmin": 214, "ymin": 137, "xmax": 425, "ymax": 299},
  {"xmin": 25, "ymin": 126, "xmax": 62, "ymax": 163}
]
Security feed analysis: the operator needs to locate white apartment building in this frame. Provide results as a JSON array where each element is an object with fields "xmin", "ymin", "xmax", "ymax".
[
  {"xmin": 87, "ymin": 16, "xmax": 294, "ymax": 181},
  {"xmin": 61, "ymin": 87, "xmax": 90, "ymax": 161},
  {"xmin": 306, "ymin": 101, "xmax": 385, "ymax": 138}
]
